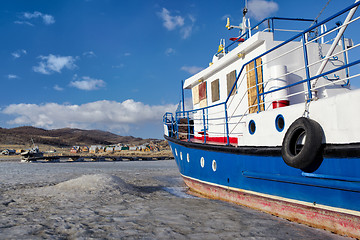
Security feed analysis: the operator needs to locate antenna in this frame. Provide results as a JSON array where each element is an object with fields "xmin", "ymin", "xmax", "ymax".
[
  {"xmin": 243, "ymin": 0, "xmax": 248, "ymax": 17},
  {"xmin": 226, "ymin": 18, "xmax": 232, "ymax": 30},
  {"xmin": 225, "ymin": 17, "xmax": 241, "ymax": 30}
]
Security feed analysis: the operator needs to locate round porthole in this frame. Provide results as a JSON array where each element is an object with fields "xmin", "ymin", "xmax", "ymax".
[
  {"xmin": 275, "ymin": 114, "xmax": 285, "ymax": 132},
  {"xmin": 180, "ymin": 152, "xmax": 183, "ymax": 160},
  {"xmin": 187, "ymin": 153, "xmax": 190, "ymax": 162},
  {"xmin": 200, "ymin": 157, "xmax": 205, "ymax": 168},
  {"xmin": 212, "ymin": 160, "xmax": 217, "ymax": 172},
  {"xmin": 249, "ymin": 120, "xmax": 256, "ymax": 135}
]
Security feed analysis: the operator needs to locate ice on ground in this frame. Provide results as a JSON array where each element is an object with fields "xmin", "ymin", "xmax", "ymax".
[
  {"xmin": 30, "ymin": 174, "xmax": 134, "ymax": 198},
  {"xmin": 55, "ymin": 174, "xmax": 132, "ymax": 192},
  {"xmin": 163, "ymin": 187, "xmax": 197, "ymax": 199}
]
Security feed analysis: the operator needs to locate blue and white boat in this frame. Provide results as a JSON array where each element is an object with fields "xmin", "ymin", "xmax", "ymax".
[{"xmin": 163, "ymin": 1, "xmax": 360, "ymax": 238}]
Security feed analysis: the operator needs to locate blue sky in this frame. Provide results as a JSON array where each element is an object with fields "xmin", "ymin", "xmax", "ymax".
[{"xmin": 0, "ymin": 0, "xmax": 357, "ymax": 138}]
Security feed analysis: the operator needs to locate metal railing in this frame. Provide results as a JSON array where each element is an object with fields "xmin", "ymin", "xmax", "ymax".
[{"xmin": 164, "ymin": 2, "xmax": 360, "ymax": 145}]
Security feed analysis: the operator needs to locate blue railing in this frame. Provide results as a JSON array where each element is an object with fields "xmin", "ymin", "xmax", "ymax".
[
  {"xmin": 164, "ymin": 2, "xmax": 360, "ymax": 145},
  {"xmin": 218, "ymin": 17, "xmax": 315, "ymax": 56}
]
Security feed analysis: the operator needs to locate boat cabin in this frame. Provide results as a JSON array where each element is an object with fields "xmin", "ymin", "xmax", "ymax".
[{"xmin": 164, "ymin": 8, "xmax": 360, "ymax": 149}]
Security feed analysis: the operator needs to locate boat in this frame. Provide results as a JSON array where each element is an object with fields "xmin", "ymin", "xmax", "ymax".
[
  {"xmin": 21, "ymin": 138, "xmax": 43, "ymax": 162},
  {"xmin": 163, "ymin": 1, "xmax": 360, "ymax": 238}
]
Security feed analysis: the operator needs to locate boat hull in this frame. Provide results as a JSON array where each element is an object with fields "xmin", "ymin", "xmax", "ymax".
[{"xmin": 166, "ymin": 136, "xmax": 360, "ymax": 238}]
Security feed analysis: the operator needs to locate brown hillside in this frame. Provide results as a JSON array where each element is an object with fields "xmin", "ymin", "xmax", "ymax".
[{"xmin": 0, "ymin": 126, "xmax": 164, "ymax": 147}]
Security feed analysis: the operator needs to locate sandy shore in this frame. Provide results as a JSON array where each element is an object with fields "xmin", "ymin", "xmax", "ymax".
[{"xmin": 0, "ymin": 160, "xmax": 348, "ymax": 239}]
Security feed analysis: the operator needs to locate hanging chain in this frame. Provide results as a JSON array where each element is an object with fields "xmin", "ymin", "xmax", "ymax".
[
  {"xmin": 311, "ymin": 0, "xmax": 331, "ymax": 60},
  {"xmin": 303, "ymin": 100, "xmax": 310, "ymax": 118},
  {"xmin": 303, "ymin": 0, "xmax": 332, "ymax": 114}
]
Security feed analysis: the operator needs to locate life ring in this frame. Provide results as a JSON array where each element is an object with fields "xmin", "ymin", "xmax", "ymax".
[{"xmin": 281, "ymin": 117, "xmax": 323, "ymax": 171}]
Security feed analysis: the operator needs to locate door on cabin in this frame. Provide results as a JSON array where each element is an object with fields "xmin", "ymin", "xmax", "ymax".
[{"xmin": 246, "ymin": 58, "xmax": 264, "ymax": 113}]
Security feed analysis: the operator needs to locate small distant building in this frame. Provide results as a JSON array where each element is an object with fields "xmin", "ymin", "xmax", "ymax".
[
  {"xmin": 98, "ymin": 146, "xmax": 105, "ymax": 153},
  {"xmin": 105, "ymin": 146, "xmax": 114, "ymax": 153},
  {"xmin": 129, "ymin": 146, "xmax": 137, "ymax": 151},
  {"xmin": 70, "ymin": 146, "xmax": 81, "ymax": 153},
  {"xmin": 114, "ymin": 146, "xmax": 122, "ymax": 152},
  {"xmin": 139, "ymin": 145, "xmax": 151, "ymax": 151},
  {"xmin": 89, "ymin": 145, "xmax": 102, "ymax": 154},
  {"xmin": 81, "ymin": 146, "xmax": 89, "ymax": 152}
]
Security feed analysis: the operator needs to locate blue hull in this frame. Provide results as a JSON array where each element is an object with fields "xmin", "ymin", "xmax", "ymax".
[{"xmin": 167, "ymin": 138, "xmax": 360, "ymax": 212}]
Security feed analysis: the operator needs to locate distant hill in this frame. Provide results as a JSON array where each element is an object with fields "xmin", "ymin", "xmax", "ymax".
[{"xmin": 0, "ymin": 126, "xmax": 164, "ymax": 147}]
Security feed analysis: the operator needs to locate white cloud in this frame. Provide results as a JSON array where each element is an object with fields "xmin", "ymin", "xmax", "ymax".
[
  {"xmin": 22, "ymin": 11, "xmax": 55, "ymax": 25},
  {"xmin": 54, "ymin": 85, "xmax": 64, "ymax": 91},
  {"xmin": 33, "ymin": 54, "xmax": 77, "ymax": 75},
  {"xmin": 7, "ymin": 74, "xmax": 19, "ymax": 79},
  {"xmin": 248, "ymin": 0, "xmax": 279, "ymax": 21},
  {"xmin": 2, "ymin": 100, "xmax": 177, "ymax": 134},
  {"xmin": 42, "ymin": 14, "xmax": 55, "ymax": 25},
  {"xmin": 70, "ymin": 76, "xmax": 106, "ymax": 91},
  {"xmin": 157, "ymin": 8, "xmax": 195, "ymax": 39},
  {"xmin": 180, "ymin": 15, "xmax": 196, "ymax": 39},
  {"xmin": 83, "ymin": 51, "xmax": 96, "ymax": 57},
  {"xmin": 181, "ymin": 66, "xmax": 204, "ymax": 75},
  {"xmin": 165, "ymin": 48, "xmax": 176, "ymax": 56},
  {"xmin": 124, "ymin": 52, "xmax": 131, "ymax": 57},
  {"xmin": 14, "ymin": 20, "xmax": 34, "ymax": 26},
  {"xmin": 11, "ymin": 49, "xmax": 27, "ymax": 59},
  {"xmin": 158, "ymin": 8, "xmax": 184, "ymax": 30}
]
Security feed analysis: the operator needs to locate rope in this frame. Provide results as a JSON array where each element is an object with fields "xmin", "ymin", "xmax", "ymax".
[{"xmin": 310, "ymin": 0, "xmax": 332, "ymax": 27}]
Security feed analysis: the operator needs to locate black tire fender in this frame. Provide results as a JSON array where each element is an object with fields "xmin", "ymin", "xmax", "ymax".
[{"xmin": 281, "ymin": 117, "xmax": 323, "ymax": 170}]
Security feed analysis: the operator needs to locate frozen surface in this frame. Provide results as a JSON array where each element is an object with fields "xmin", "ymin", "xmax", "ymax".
[{"xmin": 0, "ymin": 160, "xmax": 348, "ymax": 239}]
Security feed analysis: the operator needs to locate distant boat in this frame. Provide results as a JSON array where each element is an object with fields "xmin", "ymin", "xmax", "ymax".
[
  {"xmin": 1, "ymin": 149, "xmax": 16, "ymax": 155},
  {"xmin": 164, "ymin": 1, "xmax": 360, "ymax": 238},
  {"xmin": 21, "ymin": 138, "xmax": 43, "ymax": 162}
]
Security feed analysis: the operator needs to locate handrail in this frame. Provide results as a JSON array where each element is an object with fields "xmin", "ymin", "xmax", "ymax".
[
  {"xmin": 165, "ymin": 2, "xmax": 360, "ymax": 145},
  {"xmin": 220, "ymin": 17, "xmax": 315, "ymax": 56},
  {"xmin": 226, "ymin": 1, "xmax": 360, "ymax": 104}
]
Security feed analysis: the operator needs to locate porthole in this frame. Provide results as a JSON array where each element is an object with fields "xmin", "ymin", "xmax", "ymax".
[
  {"xmin": 275, "ymin": 114, "xmax": 285, "ymax": 132},
  {"xmin": 180, "ymin": 152, "xmax": 183, "ymax": 160},
  {"xmin": 212, "ymin": 160, "xmax": 217, "ymax": 172},
  {"xmin": 200, "ymin": 157, "xmax": 205, "ymax": 168},
  {"xmin": 187, "ymin": 153, "xmax": 190, "ymax": 162},
  {"xmin": 249, "ymin": 120, "xmax": 256, "ymax": 135},
  {"xmin": 175, "ymin": 148, "xmax": 178, "ymax": 156}
]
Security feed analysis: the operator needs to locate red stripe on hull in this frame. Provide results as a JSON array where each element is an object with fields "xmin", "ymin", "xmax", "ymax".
[
  {"xmin": 194, "ymin": 136, "xmax": 238, "ymax": 144},
  {"xmin": 183, "ymin": 176, "xmax": 360, "ymax": 238}
]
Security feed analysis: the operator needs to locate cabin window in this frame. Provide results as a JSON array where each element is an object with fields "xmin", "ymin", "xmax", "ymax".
[
  {"xmin": 211, "ymin": 79, "xmax": 220, "ymax": 102},
  {"xmin": 227, "ymin": 70, "xmax": 237, "ymax": 96}
]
